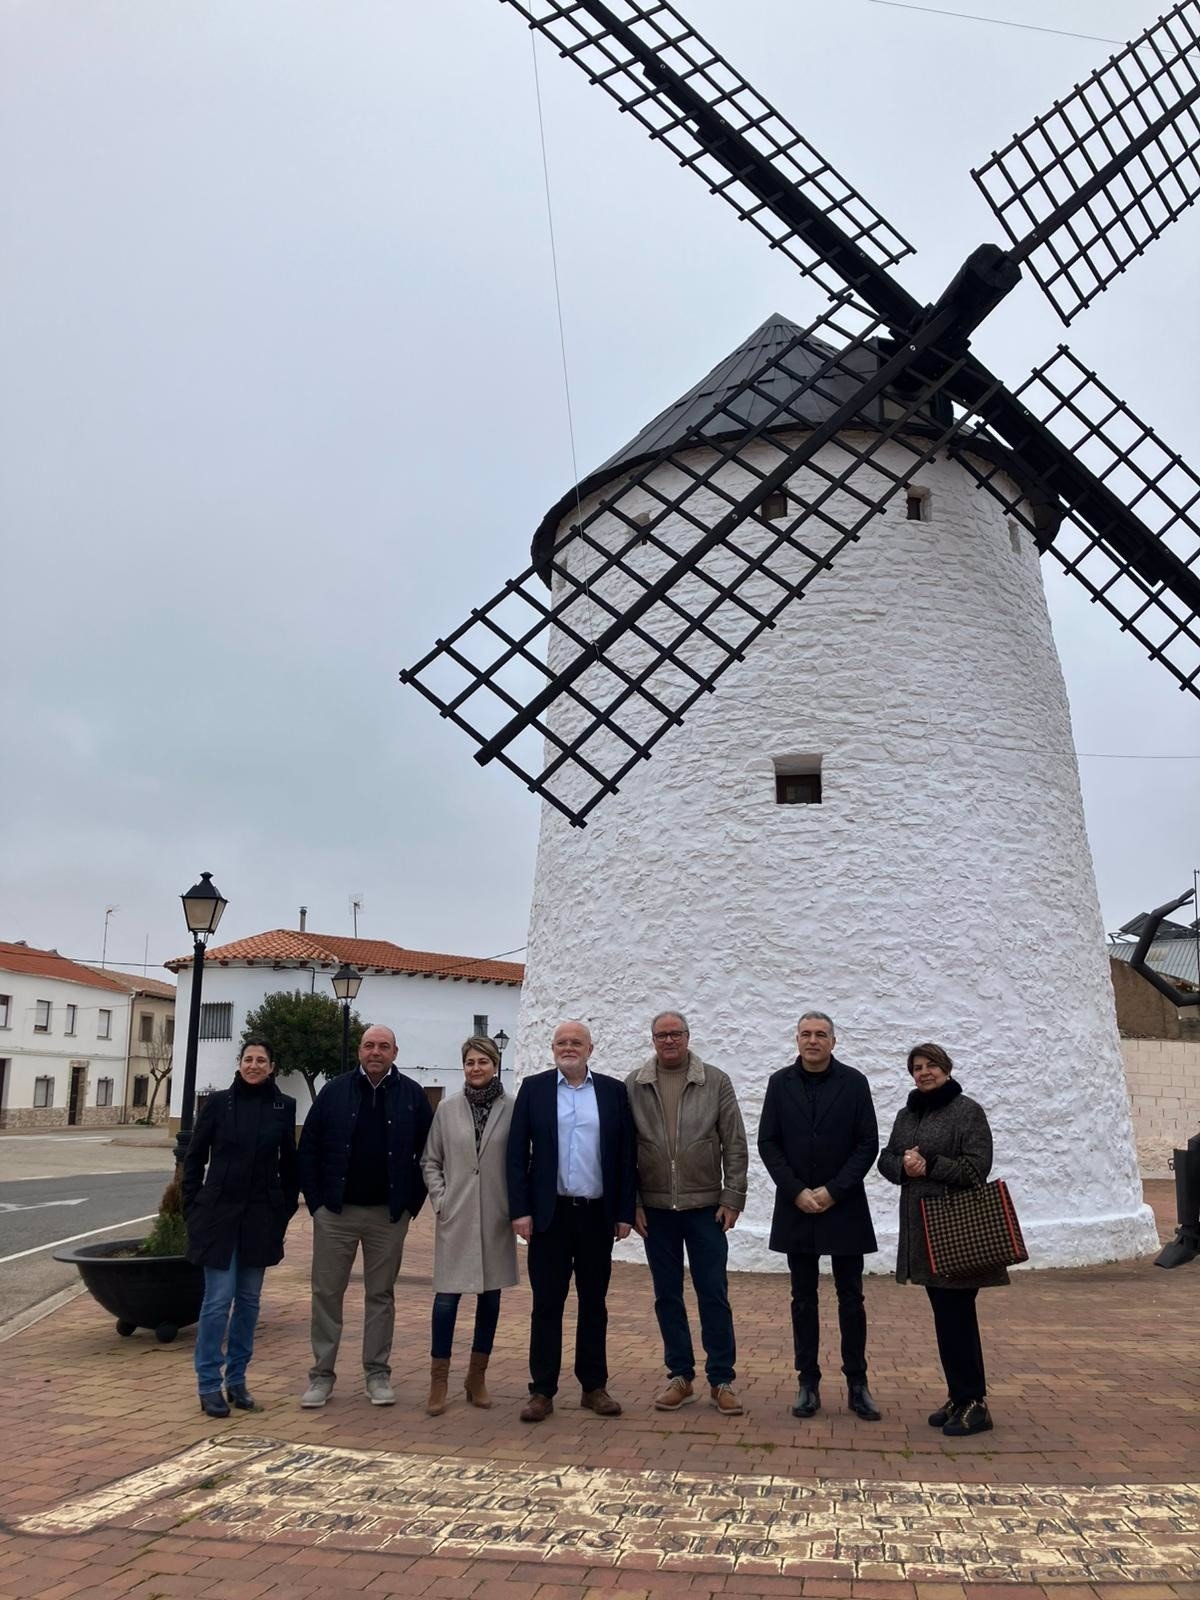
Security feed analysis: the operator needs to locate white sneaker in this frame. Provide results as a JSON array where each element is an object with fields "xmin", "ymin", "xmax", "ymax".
[
  {"xmin": 300, "ymin": 1377, "xmax": 333, "ymax": 1408},
  {"xmin": 365, "ymin": 1374, "xmax": 395, "ymax": 1406}
]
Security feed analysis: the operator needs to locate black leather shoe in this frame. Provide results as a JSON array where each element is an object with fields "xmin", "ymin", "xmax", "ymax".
[
  {"xmin": 928, "ymin": 1397, "xmax": 958, "ymax": 1428},
  {"xmin": 847, "ymin": 1381, "xmax": 882, "ymax": 1421},
  {"xmin": 791, "ymin": 1382, "xmax": 820, "ymax": 1418},
  {"xmin": 226, "ymin": 1385, "xmax": 260, "ymax": 1411},
  {"xmin": 942, "ymin": 1398, "xmax": 992, "ymax": 1436},
  {"xmin": 199, "ymin": 1390, "xmax": 230, "ymax": 1418}
]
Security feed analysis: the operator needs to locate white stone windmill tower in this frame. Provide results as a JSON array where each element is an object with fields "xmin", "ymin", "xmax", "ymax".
[{"xmin": 403, "ymin": 1, "xmax": 1200, "ymax": 1269}]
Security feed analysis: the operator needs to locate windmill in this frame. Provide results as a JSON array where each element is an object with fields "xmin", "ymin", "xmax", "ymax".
[{"xmin": 402, "ymin": 0, "xmax": 1200, "ymax": 1268}]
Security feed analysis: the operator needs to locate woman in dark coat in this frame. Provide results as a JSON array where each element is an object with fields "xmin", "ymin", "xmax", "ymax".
[
  {"xmin": 877, "ymin": 1042, "xmax": 1006, "ymax": 1437},
  {"xmin": 183, "ymin": 1036, "xmax": 299, "ymax": 1417}
]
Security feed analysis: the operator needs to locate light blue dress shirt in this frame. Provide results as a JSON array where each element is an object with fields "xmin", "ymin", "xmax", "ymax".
[{"xmin": 556, "ymin": 1069, "xmax": 603, "ymax": 1199}]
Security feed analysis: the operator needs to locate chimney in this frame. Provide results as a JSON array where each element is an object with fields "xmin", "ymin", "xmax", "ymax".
[{"xmin": 299, "ymin": 906, "xmax": 307, "ymax": 932}]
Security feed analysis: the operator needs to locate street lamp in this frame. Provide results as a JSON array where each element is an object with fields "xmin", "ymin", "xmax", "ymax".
[
  {"xmin": 331, "ymin": 962, "xmax": 363, "ymax": 1075},
  {"xmin": 175, "ymin": 871, "xmax": 228, "ymax": 1168},
  {"xmin": 494, "ymin": 1028, "xmax": 509, "ymax": 1059}
]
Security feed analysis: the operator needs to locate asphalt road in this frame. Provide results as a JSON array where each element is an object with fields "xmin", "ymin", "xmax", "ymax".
[{"xmin": 0, "ymin": 1135, "xmax": 175, "ymax": 1327}]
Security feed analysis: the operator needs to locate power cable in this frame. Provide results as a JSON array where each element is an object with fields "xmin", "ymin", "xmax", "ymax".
[{"xmin": 864, "ymin": 0, "xmax": 1121, "ymax": 45}]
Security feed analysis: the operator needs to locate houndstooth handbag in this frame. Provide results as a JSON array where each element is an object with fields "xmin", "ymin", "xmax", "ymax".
[{"xmin": 920, "ymin": 1178, "xmax": 1028, "ymax": 1278}]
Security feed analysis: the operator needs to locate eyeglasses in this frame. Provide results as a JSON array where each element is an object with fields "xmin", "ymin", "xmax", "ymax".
[{"xmin": 652, "ymin": 1030, "xmax": 687, "ymax": 1041}]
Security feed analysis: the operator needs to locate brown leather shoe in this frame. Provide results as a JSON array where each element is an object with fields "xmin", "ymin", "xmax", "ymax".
[
  {"xmin": 710, "ymin": 1382, "xmax": 744, "ymax": 1416},
  {"xmin": 520, "ymin": 1393, "xmax": 554, "ymax": 1423},
  {"xmin": 581, "ymin": 1388, "xmax": 622, "ymax": 1417},
  {"xmin": 654, "ymin": 1375, "xmax": 695, "ymax": 1411}
]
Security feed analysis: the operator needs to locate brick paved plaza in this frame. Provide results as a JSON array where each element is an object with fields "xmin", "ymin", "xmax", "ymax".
[{"xmin": 1, "ymin": 1182, "xmax": 1196, "ymax": 1600}]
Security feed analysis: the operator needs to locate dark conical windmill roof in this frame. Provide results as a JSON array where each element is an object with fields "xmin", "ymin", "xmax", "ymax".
[{"xmin": 529, "ymin": 311, "xmax": 1056, "ymax": 578}]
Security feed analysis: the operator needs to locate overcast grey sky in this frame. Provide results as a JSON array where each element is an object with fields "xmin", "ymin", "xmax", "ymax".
[{"xmin": 2, "ymin": 0, "xmax": 1197, "ymax": 976}]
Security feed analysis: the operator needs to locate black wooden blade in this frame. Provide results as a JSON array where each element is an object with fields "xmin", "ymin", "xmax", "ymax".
[
  {"xmin": 954, "ymin": 348, "xmax": 1200, "ymax": 696},
  {"xmin": 972, "ymin": 1, "xmax": 1200, "ymax": 325},
  {"xmin": 500, "ymin": 0, "xmax": 914, "ymax": 306},
  {"xmin": 400, "ymin": 297, "xmax": 974, "ymax": 827}
]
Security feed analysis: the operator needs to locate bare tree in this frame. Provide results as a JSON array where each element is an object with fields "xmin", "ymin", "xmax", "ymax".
[{"xmin": 142, "ymin": 1022, "xmax": 174, "ymax": 1124}]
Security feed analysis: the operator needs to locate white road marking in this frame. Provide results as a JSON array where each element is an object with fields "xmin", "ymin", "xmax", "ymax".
[
  {"xmin": 0, "ymin": 1214, "xmax": 157, "ymax": 1265},
  {"xmin": 0, "ymin": 1197, "xmax": 87, "ymax": 1213},
  {"xmin": 0, "ymin": 1135, "xmax": 114, "ymax": 1143},
  {"xmin": 1, "ymin": 1171, "xmax": 125, "ymax": 1181}
]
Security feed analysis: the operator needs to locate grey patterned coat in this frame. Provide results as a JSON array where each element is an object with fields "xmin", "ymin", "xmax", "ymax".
[{"xmin": 877, "ymin": 1079, "xmax": 1009, "ymax": 1290}]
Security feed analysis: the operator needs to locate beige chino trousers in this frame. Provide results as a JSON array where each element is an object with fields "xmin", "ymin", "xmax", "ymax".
[{"xmin": 309, "ymin": 1203, "xmax": 411, "ymax": 1382}]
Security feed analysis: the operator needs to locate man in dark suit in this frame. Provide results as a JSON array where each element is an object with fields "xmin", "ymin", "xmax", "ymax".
[
  {"xmin": 507, "ymin": 1019, "xmax": 637, "ymax": 1423},
  {"xmin": 757, "ymin": 1010, "xmax": 882, "ymax": 1421}
]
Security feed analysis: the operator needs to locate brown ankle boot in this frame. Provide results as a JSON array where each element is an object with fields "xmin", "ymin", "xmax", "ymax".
[
  {"xmin": 464, "ymin": 1351, "xmax": 492, "ymax": 1408},
  {"xmin": 427, "ymin": 1357, "xmax": 451, "ymax": 1415}
]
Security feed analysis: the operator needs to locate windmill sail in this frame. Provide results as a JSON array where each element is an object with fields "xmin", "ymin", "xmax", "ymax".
[
  {"xmin": 955, "ymin": 347, "xmax": 1200, "ymax": 693},
  {"xmin": 972, "ymin": 0, "xmax": 1200, "ymax": 324},
  {"xmin": 401, "ymin": 298, "xmax": 991, "ymax": 826},
  {"xmin": 501, "ymin": 0, "xmax": 914, "ymax": 303}
]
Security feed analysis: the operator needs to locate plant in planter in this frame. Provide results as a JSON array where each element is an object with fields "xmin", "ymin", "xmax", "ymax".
[{"xmin": 55, "ymin": 1174, "xmax": 204, "ymax": 1342}]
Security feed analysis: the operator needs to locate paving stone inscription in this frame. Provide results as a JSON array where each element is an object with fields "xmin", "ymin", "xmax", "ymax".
[{"xmin": 20, "ymin": 1435, "xmax": 1200, "ymax": 1581}]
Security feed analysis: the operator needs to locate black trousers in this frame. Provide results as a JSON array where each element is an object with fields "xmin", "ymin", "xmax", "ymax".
[
  {"xmin": 527, "ymin": 1197, "xmax": 614, "ymax": 1397},
  {"xmin": 925, "ymin": 1285, "xmax": 986, "ymax": 1404},
  {"xmin": 786, "ymin": 1250, "xmax": 867, "ymax": 1384}
]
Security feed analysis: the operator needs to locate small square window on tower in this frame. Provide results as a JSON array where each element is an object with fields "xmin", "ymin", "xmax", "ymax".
[
  {"xmin": 773, "ymin": 753, "xmax": 822, "ymax": 805},
  {"xmin": 905, "ymin": 487, "xmax": 931, "ymax": 521},
  {"xmin": 761, "ymin": 490, "xmax": 789, "ymax": 521}
]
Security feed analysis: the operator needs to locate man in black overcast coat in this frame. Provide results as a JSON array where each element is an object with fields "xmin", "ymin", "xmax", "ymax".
[{"xmin": 757, "ymin": 1010, "xmax": 881, "ymax": 1422}]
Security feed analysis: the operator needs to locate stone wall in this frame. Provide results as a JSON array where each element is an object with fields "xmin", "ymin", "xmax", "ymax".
[
  {"xmin": 1122, "ymin": 1038, "xmax": 1200, "ymax": 1177},
  {"xmin": 0, "ymin": 1106, "xmax": 67, "ymax": 1130},
  {"xmin": 1110, "ymin": 957, "xmax": 1200, "ymax": 1041}
]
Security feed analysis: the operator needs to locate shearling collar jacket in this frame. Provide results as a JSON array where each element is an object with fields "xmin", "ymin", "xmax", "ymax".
[{"xmin": 626, "ymin": 1051, "xmax": 748, "ymax": 1212}]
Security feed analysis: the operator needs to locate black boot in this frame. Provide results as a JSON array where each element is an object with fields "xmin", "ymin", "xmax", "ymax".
[
  {"xmin": 943, "ymin": 1398, "xmax": 992, "ymax": 1436},
  {"xmin": 791, "ymin": 1381, "xmax": 820, "ymax": 1418},
  {"xmin": 847, "ymin": 1381, "xmax": 881, "ymax": 1420},
  {"xmin": 225, "ymin": 1384, "xmax": 259, "ymax": 1411},
  {"xmin": 928, "ymin": 1397, "xmax": 959, "ymax": 1428},
  {"xmin": 199, "ymin": 1390, "xmax": 230, "ymax": 1418}
]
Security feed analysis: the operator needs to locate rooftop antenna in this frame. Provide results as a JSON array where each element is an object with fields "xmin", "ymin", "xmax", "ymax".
[
  {"xmin": 101, "ymin": 906, "xmax": 118, "ymax": 968},
  {"xmin": 350, "ymin": 895, "xmax": 364, "ymax": 938}
]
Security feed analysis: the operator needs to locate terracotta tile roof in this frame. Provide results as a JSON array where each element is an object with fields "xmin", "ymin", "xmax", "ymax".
[
  {"xmin": 81, "ymin": 965, "xmax": 176, "ymax": 1000},
  {"xmin": 164, "ymin": 930, "xmax": 523, "ymax": 986},
  {"xmin": 0, "ymin": 941, "xmax": 132, "ymax": 993}
]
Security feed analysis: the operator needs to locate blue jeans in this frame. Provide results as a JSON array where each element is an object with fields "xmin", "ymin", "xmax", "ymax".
[
  {"xmin": 642, "ymin": 1206, "xmax": 736, "ymax": 1386},
  {"xmin": 194, "ymin": 1250, "xmax": 266, "ymax": 1393},
  {"xmin": 430, "ymin": 1290, "xmax": 501, "ymax": 1359}
]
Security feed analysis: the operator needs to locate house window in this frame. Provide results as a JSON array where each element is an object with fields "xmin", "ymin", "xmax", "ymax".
[
  {"xmin": 96, "ymin": 1078, "xmax": 114, "ymax": 1108},
  {"xmin": 35, "ymin": 999, "xmax": 51, "ymax": 1032},
  {"xmin": 33, "ymin": 1076, "xmax": 54, "ymax": 1109},
  {"xmin": 165, "ymin": 1016, "xmax": 175, "ymax": 1045},
  {"xmin": 773, "ymin": 753, "xmax": 823, "ymax": 806},
  {"xmin": 139, "ymin": 1012, "xmax": 154, "ymax": 1043},
  {"xmin": 473, "ymin": 1014, "xmax": 489, "ymax": 1037},
  {"xmin": 132, "ymin": 1075, "xmax": 149, "ymax": 1108},
  {"xmin": 0, "ymin": 994, "xmax": 10, "ymax": 1029},
  {"xmin": 198, "ymin": 1002, "xmax": 233, "ymax": 1041},
  {"xmin": 905, "ymin": 488, "xmax": 930, "ymax": 521},
  {"xmin": 97, "ymin": 1009, "xmax": 112, "ymax": 1040},
  {"xmin": 65, "ymin": 1003, "xmax": 77, "ymax": 1036},
  {"xmin": 761, "ymin": 490, "xmax": 789, "ymax": 521}
]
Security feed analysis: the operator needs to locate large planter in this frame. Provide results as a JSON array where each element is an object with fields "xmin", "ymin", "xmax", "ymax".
[{"xmin": 55, "ymin": 1237, "xmax": 205, "ymax": 1342}]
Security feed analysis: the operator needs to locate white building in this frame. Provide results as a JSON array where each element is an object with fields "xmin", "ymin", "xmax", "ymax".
[
  {"xmin": 166, "ymin": 928, "xmax": 523, "ymax": 1119},
  {"xmin": 0, "ymin": 942, "xmax": 133, "ymax": 1127},
  {"xmin": 514, "ymin": 313, "xmax": 1158, "ymax": 1272}
]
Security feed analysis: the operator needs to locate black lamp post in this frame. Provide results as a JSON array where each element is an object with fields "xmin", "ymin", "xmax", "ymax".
[
  {"xmin": 174, "ymin": 871, "xmax": 227, "ymax": 1168},
  {"xmin": 494, "ymin": 1028, "xmax": 509, "ymax": 1060},
  {"xmin": 331, "ymin": 962, "xmax": 363, "ymax": 1075}
]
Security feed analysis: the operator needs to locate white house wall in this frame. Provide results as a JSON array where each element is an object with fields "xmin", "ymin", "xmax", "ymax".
[
  {"xmin": 0, "ymin": 970, "xmax": 129, "ymax": 1127},
  {"xmin": 169, "ymin": 964, "xmax": 522, "ymax": 1119},
  {"xmin": 515, "ymin": 437, "xmax": 1159, "ymax": 1272}
]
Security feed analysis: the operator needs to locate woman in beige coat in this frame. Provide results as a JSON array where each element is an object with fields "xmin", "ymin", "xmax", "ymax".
[{"xmin": 420, "ymin": 1035, "xmax": 517, "ymax": 1414}]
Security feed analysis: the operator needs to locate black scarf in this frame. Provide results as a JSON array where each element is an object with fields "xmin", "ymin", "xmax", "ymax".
[
  {"xmin": 464, "ymin": 1075, "xmax": 504, "ymax": 1150},
  {"xmin": 906, "ymin": 1076, "xmax": 962, "ymax": 1117}
]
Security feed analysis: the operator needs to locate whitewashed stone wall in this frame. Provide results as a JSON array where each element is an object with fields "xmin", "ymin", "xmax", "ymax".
[{"xmin": 515, "ymin": 435, "xmax": 1158, "ymax": 1271}]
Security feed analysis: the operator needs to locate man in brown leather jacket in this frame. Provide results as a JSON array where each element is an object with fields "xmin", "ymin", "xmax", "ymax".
[{"xmin": 626, "ymin": 1011, "xmax": 749, "ymax": 1415}]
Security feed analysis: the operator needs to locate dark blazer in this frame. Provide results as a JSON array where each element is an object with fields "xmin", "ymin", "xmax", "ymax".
[
  {"xmin": 298, "ymin": 1067, "xmax": 433, "ymax": 1223},
  {"xmin": 506, "ymin": 1068, "xmax": 637, "ymax": 1234},
  {"xmin": 182, "ymin": 1078, "xmax": 299, "ymax": 1270},
  {"xmin": 757, "ymin": 1056, "xmax": 879, "ymax": 1256}
]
